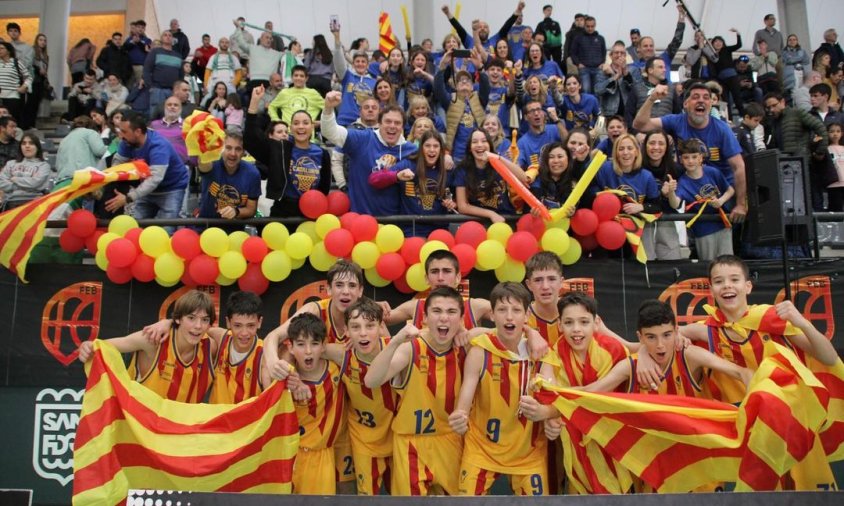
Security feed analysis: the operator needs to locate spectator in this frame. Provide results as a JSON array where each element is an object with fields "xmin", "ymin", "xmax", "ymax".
[
  {"xmin": 517, "ymin": 99, "xmax": 563, "ymax": 168},
  {"xmin": 823, "ymin": 67, "xmax": 843, "ymax": 109},
  {"xmin": 0, "ymin": 133, "xmax": 51, "ymax": 209},
  {"xmin": 641, "ymin": 129, "xmax": 683, "ymax": 259},
  {"xmin": 594, "ymin": 115, "xmax": 628, "ymax": 157},
  {"xmin": 230, "ymin": 17, "xmax": 254, "ymax": 68},
  {"xmin": 709, "ymin": 29, "xmax": 745, "ymax": 115},
  {"xmin": 203, "ymin": 82, "xmax": 229, "ymax": 120},
  {"xmin": 781, "ymin": 34, "xmax": 811, "ymax": 96},
  {"xmin": 684, "ymin": 30, "xmax": 717, "ymax": 81},
  {"xmin": 67, "ymin": 38, "xmax": 96, "ymax": 85},
  {"xmin": 254, "ymin": 73, "xmax": 284, "ymax": 114},
  {"xmin": 813, "ymin": 48, "xmax": 832, "ymax": 76},
  {"xmin": 197, "ymin": 131, "xmax": 260, "ymax": 220},
  {"xmin": 405, "ymin": 49, "xmax": 435, "ymax": 107},
  {"xmin": 102, "ymin": 73, "xmax": 129, "ymax": 115},
  {"xmin": 815, "ymin": 28, "xmax": 844, "ymax": 72},
  {"xmin": 562, "ymin": 13, "xmax": 585, "ymax": 76},
  {"xmin": 331, "ymin": 24, "xmax": 376, "ymax": 127},
  {"xmin": 506, "ymin": 6, "xmax": 530, "ymax": 61},
  {"xmin": 181, "ymin": 60, "xmax": 202, "ymax": 104},
  {"xmin": 204, "ymin": 37, "xmax": 241, "ymax": 96},
  {"xmin": 629, "ymin": 57, "xmax": 679, "ymax": 125},
  {"xmin": 97, "ymin": 32, "xmax": 132, "ymax": 85},
  {"xmin": 793, "ymin": 70, "xmax": 823, "ymax": 112},
  {"xmin": 827, "ymin": 123, "xmax": 844, "ymax": 211},
  {"xmin": 90, "ymin": 107, "xmax": 112, "ymax": 144},
  {"xmin": 281, "ymin": 40, "xmax": 304, "ymax": 87},
  {"xmin": 0, "ymin": 42, "xmax": 31, "ymax": 122},
  {"xmin": 143, "ymin": 30, "xmax": 184, "ymax": 118},
  {"xmin": 566, "ymin": 127, "xmax": 593, "ymax": 179},
  {"xmin": 239, "ymin": 31, "xmax": 284, "ymax": 97},
  {"xmin": 569, "ymin": 16, "xmax": 606, "ymax": 94},
  {"xmin": 55, "ymin": 116, "xmax": 108, "ymax": 182},
  {"xmin": 750, "ymin": 39, "xmax": 780, "ymax": 95},
  {"xmin": 224, "ymin": 93, "xmax": 244, "ymax": 132},
  {"xmin": 0, "ymin": 116, "xmax": 19, "ymax": 169},
  {"xmin": 809, "ymin": 83, "xmax": 843, "ymax": 127},
  {"xmin": 6, "ymin": 22, "xmax": 35, "ymax": 129},
  {"xmin": 150, "ymin": 96, "xmax": 188, "ymax": 162},
  {"xmin": 123, "ymin": 20, "xmax": 151, "ymax": 87},
  {"xmin": 169, "ymin": 19, "xmax": 191, "ymax": 60},
  {"xmin": 732, "ymin": 102, "xmax": 766, "ymax": 155},
  {"xmin": 535, "ymin": 4, "xmax": 563, "ymax": 68},
  {"xmin": 481, "ymin": 113, "xmax": 512, "ymax": 158},
  {"xmin": 268, "ymin": 66, "xmax": 324, "ymax": 126},
  {"xmin": 753, "ymin": 14, "xmax": 784, "ymax": 56},
  {"xmin": 594, "ymin": 41, "xmax": 637, "ymax": 120},
  {"xmin": 304, "ymin": 34, "xmax": 334, "ymax": 97},
  {"xmin": 151, "ymin": 79, "xmax": 196, "ymax": 120},
  {"xmin": 735, "ymin": 55, "xmax": 763, "ymax": 106},
  {"xmin": 434, "ymin": 58, "xmax": 490, "ymax": 163},
  {"xmin": 62, "ymin": 69, "xmax": 100, "ymax": 122},
  {"xmin": 523, "ymin": 41, "xmax": 563, "ymax": 84},
  {"xmin": 530, "ymin": 141, "xmax": 574, "ymax": 210},
  {"xmin": 265, "ymin": 21, "xmax": 285, "ymax": 52},
  {"xmin": 406, "ymin": 96, "xmax": 445, "ymax": 137},
  {"xmin": 192, "ymin": 34, "xmax": 217, "ymax": 81},
  {"xmin": 6, "ymin": 23, "xmax": 33, "ymax": 75},
  {"xmin": 627, "ymin": 29, "xmax": 641, "ymax": 62},
  {"xmin": 631, "ymin": 6, "xmax": 687, "ymax": 83},
  {"xmin": 105, "ymin": 112, "xmax": 189, "ymax": 225}
]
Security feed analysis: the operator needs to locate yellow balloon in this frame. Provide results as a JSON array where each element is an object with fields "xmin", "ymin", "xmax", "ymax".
[
  {"xmin": 139, "ymin": 226, "xmax": 170, "ymax": 258},
  {"xmin": 262, "ymin": 222, "xmax": 289, "ymax": 250},
  {"xmin": 107, "ymin": 215, "xmax": 138, "ymax": 236},
  {"xmin": 95, "ymin": 249, "xmax": 109, "ymax": 270},
  {"xmin": 219, "ymin": 251, "xmax": 247, "ymax": 279},
  {"xmin": 285, "ymin": 232, "xmax": 314, "ymax": 260},
  {"xmin": 309, "ymin": 241, "xmax": 338, "ymax": 272},
  {"xmin": 476, "ymin": 240, "xmax": 506, "ymax": 270},
  {"xmin": 419, "ymin": 240, "xmax": 447, "ymax": 264},
  {"xmin": 560, "ymin": 237, "xmax": 582, "ymax": 265},
  {"xmin": 261, "ymin": 250, "xmax": 292, "ymax": 282},
  {"xmin": 548, "ymin": 208, "xmax": 571, "ymax": 231},
  {"xmin": 487, "ymin": 222, "xmax": 513, "ymax": 245},
  {"xmin": 199, "ymin": 227, "xmax": 229, "ymax": 257},
  {"xmin": 216, "ymin": 273, "xmax": 237, "ymax": 286},
  {"xmin": 495, "ymin": 256, "xmax": 526, "ymax": 282},
  {"xmin": 97, "ymin": 232, "xmax": 120, "ymax": 254},
  {"xmin": 365, "ymin": 267, "xmax": 391, "ymax": 287},
  {"xmin": 351, "ymin": 241, "xmax": 380, "ymax": 269},
  {"xmin": 315, "ymin": 214, "xmax": 341, "ymax": 239},
  {"xmin": 228, "ymin": 231, "xmax": 249, "ymax": 251},
  {"xmin": 375, "ymin": 224, "xmax": 405, "ymax": 253},
  {"xmin": 540, "ymin": 228, "xmax": 571, "ymax": 256},
  {"xmin": 155, "ymin": 276, "xmax": 180, "ymax": 287},
  {"xmin": 154, "ymin": 252, "xmax": 185, "ymax": 283},
  {"xmin": 406, "ymin": 262, "xmax": 429, "ymax": 292},
  {"xmin": 296, "ymin": 221, "xmax": 320, "ymax": 243},
  {"xmin": 290, "ymin": 256, "xmax": 306, "ymax": 269}
]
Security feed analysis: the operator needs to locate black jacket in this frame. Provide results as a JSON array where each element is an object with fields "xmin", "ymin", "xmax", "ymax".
[{"xmin": 96, "ymin": 41, "xmax": 132, "ymax": 83}]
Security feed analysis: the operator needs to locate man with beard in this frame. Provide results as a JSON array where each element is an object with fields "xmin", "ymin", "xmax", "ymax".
[
  {"xmin": 197, "ymin": 131, "xmax": 260, "ymax": 220},
  {"xmin": 633, "ymin": 82, "xmax": 747, "ymax": 222},
  {"xmin": 204, "ymin": 37, "xmax": 242, "ymax": 95}
]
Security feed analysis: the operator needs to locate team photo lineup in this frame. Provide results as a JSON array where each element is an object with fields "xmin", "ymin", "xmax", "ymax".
[{"xmin": 2, "ymin": 0, "xmax": 843, "ymax": 499}]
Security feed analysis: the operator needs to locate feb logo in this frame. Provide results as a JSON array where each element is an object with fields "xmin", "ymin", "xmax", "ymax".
[
  {"xmin": 32, "ymin": 388, "xmax": 84, "ymax": 486},
  {"xmin": 775, "ymin": 275, "xmax": 835, "ymax": 339},
  {"xmin": 281, "ymin": 280, "xmax": 329, "ymax": 322},
  {"xmin": 561, "ymin": 278, "xmax": 595, "ymax": 298},
  {"xmin": 41, "ymin": 282, "xmax": 102, "ymax": 366},
  {"xmin": 659, "ymin": 277, "xmax": 714, "ymax": 327}
]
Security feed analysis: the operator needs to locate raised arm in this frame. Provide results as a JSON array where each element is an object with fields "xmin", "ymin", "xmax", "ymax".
[
  {"xmin": 632, "ymin": 84, "xmax": 667, "ymax": 132},
  {"xmin": 320, "ymin": 91, "xmax": 349, "ymax": 147},
  {"xmin": 364, "ymin": 324, "xmax": 417, "ymax": 387}
]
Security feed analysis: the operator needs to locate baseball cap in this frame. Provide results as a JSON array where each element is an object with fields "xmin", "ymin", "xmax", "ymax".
[
  {"xmin": 630, "ymin": 28, "xmax": 641, "ymax": 35},
  {"xmin": 738, "ymin": 55, "xmax": 749, "ymax": 62}
]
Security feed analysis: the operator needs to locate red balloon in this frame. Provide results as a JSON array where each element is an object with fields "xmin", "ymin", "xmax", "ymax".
[
  {"xmin": 106, "ymin": 238, "xmax": 138, "ymax": 268},
  {"xmin": 571, "ymin": 209, "xmax": 599, "ymax": 236},
  {"xmin": 393, "ymin": 275, "xmax": 414, "ymax": 294},
  {"xmin": 241, "ymin": 236, "xmax": 269, "ymax": 263},
  {"xmin": 506, "ymin": 231, "xmax": 539, "ymax": 262},
  {"xmin": 351, "ymin": 214, "xmax": 378, "ymax": 242},
  {"xmin": 84, "ymin": 230, "xmax": 106, "ymax": 254},
  {"xmin": 189, "ymin": 254, "xmax": 220, "ymax": 285},
  {"xmin": 427, "ymin": 229, "xmax": 456, "ymax": 249},
  {"xmin": 452, "ymin": 243, "xmax": 477, "ymax": 276},
  {"xmin": 67, "ymin": 209, "xmax": 97, "ymax": 238},
  {"xmin": 400, "ymin": 236, "xmax": 426, "ymax": 265},
  {"xmin": 59, "ymin": 229, "xmax": 85, "ymax": 253},
  {"xmin": 124, "ymin": 227, "xmax": 143, "ymax": 251},
  {"xmin": 106, "ymin": 264, "xmax": 133, "ymax": 284},
  {"xmin": 575, "ymin": 233, "xmax": 599, "ymax": 252},
  {"xmin": 455, "ymin": 221, "xmax": 487, "ymax": 248},
  {"xmin": 131, "ymin": 254, "xmax": 156, "ymax": 282},
  {"xmin": 324, "ymin": 228, "xmax": 355, "ymax": 257},
  {"xmin": 299, "ymin": 190, "xmax": 329, "ymax": 219},
  {"xmin": 181, "ymin": 266, "xmax": 198, "ymax": 287},
  {"xmin": 592, "ymin": 193, "xmax": 622, "ymax": 222},
  {"xmin": 596, "ymin": 221, "xmax": 627, "ymax": 250},
  {"xmin": 327, "ymin": 191, "xmax": 351, "ymax": 216},
  {"xmin": 516, "ymin": 214, "xmax": 546, "ymax": 240},
  {"xmin": 238, "ymin": 263, "xmax": 270, "ymax": 295},
  {"xmin": 375, "ymin": 252, "xmax": 406, "ymax": 281},
  {"xmin": 340, "ymin": 212, "xmax": 360, "ymax": 231},
  {"xmin": 171, "ymin": 228, "xmax": 201, "ymax": 260}
]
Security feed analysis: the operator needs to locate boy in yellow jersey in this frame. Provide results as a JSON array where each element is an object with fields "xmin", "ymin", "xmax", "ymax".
[
  {"xmin": 383, "ymin": 250, "xmax": 492, "ymax": 330},
  {"xmin": 450, "ymin": 282, "xmax": 554, "ymax": 496},
  {"xmin": 283, "ymin": 313, "xmax": 346, "ymax": 495},
  {"xmin": 77, "ymin": 290, "xmax": 217, "ymax": 403},
  {"xmin": 365, "ymin": 287, "xmax": 467, "ymax": 496}
]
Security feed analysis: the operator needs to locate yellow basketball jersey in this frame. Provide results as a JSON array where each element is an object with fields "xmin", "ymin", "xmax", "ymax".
[
  {"xmin": 296, "ymin": 360, "xmax": 346, "ymax": 450},
  {"xmin": 316, "ymin": 298, "xmax": 347, "ymax": 344},
  {"xmin": 208, "ymin": 332, "xmax": 264, "ymax": 404},
  {"xmin": 627, "ymin": 349, "xmax": 703, "ymax": 397},
  {"xmin": 527, "ymin": 305, "xmax": 562, "ymax": 346},
  {"xmin": 128, "ymin": 330, "xmax": 215, "ymax": 403}
]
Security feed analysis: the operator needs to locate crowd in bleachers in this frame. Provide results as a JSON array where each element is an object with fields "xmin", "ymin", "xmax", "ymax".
[{"xmin": 1, "ymin": 3, "xmax": 843, "ymax": 259}]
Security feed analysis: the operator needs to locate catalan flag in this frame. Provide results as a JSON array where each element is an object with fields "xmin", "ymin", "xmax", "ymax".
[
  {"xmin": 0, "ymin": 161, "xmax": 149, "ymax": 282},
  {"xmin": 379, "ymin": 12, "xmax": 398, "ymax": 53},
  {"xmin": 72, "ymin": 341, "xmax": 298, "ymax": 505},
  {"xmin": 534, "ymin": 344, "xmax": 842, "ymax": 493},
  {"xmin": 182, "ymin": 110, "xmax": 226, "ymax": 164}
]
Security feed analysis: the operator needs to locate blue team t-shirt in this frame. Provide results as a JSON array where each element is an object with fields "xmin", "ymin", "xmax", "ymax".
[
  {"xmin": 592, "ymin": 161, "xmax": 660, "ymax": 204},
  {"xmin": 198, "ymin": 160, "xmax": 262, "ymax": 218},
  {"xmin": 344, "ymin": 128, "xmax": 417, "ymax": 216},
  {"xmin": 523, "ymin": 60, "xmax": 563, "ymax": 85},
  {"xmin": 517, "ymin": 124, "xmax": 561, "ymax": 168},
  {"xmin": 338, "ymin": 71, "xmax": 377, "ymax": 126},
  {"xmin": 561, "ymin": 93, "xmax": 600, "ymax": 130},
  {"xmin": 659, "ymin": 114, "xmax": 742, "ymax": 184},
  {"xmin": 285, "ymin": 144, "xmax": 326, "ymax": 200},
  {"xmin": 392, "ymin": 159, "xmax": 453, "ymax": 237},
  {"xmin": 117, "ymin": 130, "xmax": 188, "ymax": 193},
  {"xmin": 453, "ymin": 164, "xmax": 519, "ymax": 214},
  {"xmin": 675, "ymin": 165, "xmax": 732, "ymax": 238}
]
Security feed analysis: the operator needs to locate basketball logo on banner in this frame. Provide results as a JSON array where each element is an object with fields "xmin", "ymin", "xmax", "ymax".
[
  {"xmin": 158, "ymin": 285, "xmax": 221, "ymax": 321},
  {"xmin": 561, "ymin": 278, "xmax": 595, "ymax": 297},
  {"xmin": 281, "ymin": 280, "xmax": 329, "ymax": 322},
  {"xmin": 775, "ymin": 275, "xmax": 836, "ymax": 339},
  {"xmin": 32, "ymin": 388, "xmax": 84, "ymax": 486},
  {"xmin": 659, "ymin": 277, "xmax": 714, "ymax": 327},
  {"xmin": 41, "ymin": 282, "xmax": 103, "ymax": 366}
]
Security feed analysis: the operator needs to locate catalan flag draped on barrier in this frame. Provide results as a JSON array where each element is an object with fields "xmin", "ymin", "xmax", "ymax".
[
  {"xmin": 379, "ymin": 12, "xmax": 398, "ymax": 53},
  {"xmin": 72, "ymin": 341, "xmax": 298, "ymax": 505},
  {"xmin": 0, "ymin": 161, "xmax": 149, "ymax": 282},
  {"xmin": 534, "ymin": 344, "xmax": 843, "ymax": 493}
]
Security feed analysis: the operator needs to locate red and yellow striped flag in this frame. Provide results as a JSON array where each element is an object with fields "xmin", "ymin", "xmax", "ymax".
[
  {"xmin": 72, "ymin": 341, "xmax": 298, "ymax": 505},
  {"xmin": 379, "ymin": 12, "xmax": 397, "ymax": 53},
  {"xmin": 0, "ymin": 161, "xmax": 149, "ymax": 282},
  {"xmin": 535, "ymin": 344, "xmax": 841, "ymax": 492}
]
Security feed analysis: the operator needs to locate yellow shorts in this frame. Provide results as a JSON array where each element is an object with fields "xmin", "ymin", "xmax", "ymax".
[
  {"xmin": 391, "ymin": 432, "xmax": 463, "ymax": 496},
  {"xmin": 458, "ymin": 460, "xmax": 547, "ymax": 496},
  {"xmin": 294, "ymin": 446, "xmax": 335, "ymax": 495},
  {"xmin": 334, "ymin": 434, "xmax": 355, "ymax": 483},
  {"xmin": 351, "ymin": 449, "xmax": 391, "ymax": 495}
]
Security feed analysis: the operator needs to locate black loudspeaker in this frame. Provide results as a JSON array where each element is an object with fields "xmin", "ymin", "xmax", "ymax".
[{"xmin": 744, "ymin": 150, "xmax": 814, "ymax": 245}]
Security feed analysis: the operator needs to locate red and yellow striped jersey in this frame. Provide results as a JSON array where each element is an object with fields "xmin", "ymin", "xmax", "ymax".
[
  {"xmin": 412, "ymin": 297, "xmax": 477, "ymax": 330},
  {"xmin": 316, "ymin": 298, "xmax": 346, "ymax": 344},
  {"xmin": 128, "ymin": 330, "xmax": 215, "ymax": 403},
  {"xmin": 527, "ymin": 305, "xmax": 562, "ymax": 346},
  {"xmin": 392, "ymin": 335, "xmax": 464, "ymax": 436},
  {"xmin": 464, "ymin": 333, "xmax": 549, "ymax": 473},
  {"xmin": 208, "ymin": 332, "xmax": 264, "ymax": 404},
  {"xmin": 341, "ymin": 337, "xmax": 399, "ymax": 457},
  {"xmin": 626, "ymin": 350, "xmax": 703, "ymax": 397},
  {"xmin": 553, "ymin": 333, "xmax": 629, "ymax": 387},
  {"xmin": 296, "ymin": 360, "xmax": 346, "ymax": 450}
]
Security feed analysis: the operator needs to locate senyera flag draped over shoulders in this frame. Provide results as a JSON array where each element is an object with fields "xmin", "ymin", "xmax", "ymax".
[
  {"xmin": 0, "ymin": 162, "xmax": 150, "ymax": 282},
  {"xmin": 72, "ymin": 341, "xmax": 298, "ymax": 505},
  {"xmin": 534, "ymin": 344, "xmax": 844, "ymax": 493}
]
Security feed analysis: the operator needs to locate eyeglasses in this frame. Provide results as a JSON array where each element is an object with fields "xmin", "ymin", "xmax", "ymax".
[{"xmin": 525, "ymin": 108, "xmax": 543, "ymax": 114}]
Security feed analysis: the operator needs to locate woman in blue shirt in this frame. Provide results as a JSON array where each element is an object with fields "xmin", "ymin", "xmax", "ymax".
[
  {"xmin": 522, "ymin": 42, "xmax": 563, "ymax": 84},
  {"xmin": 641, "ymin": 129, "xmax": 683, "ymax": 259},
  {"xmin": 556, "ymin": 75, "xmax": 599, "ymax": 131}
]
